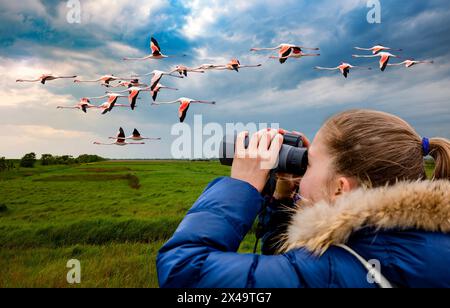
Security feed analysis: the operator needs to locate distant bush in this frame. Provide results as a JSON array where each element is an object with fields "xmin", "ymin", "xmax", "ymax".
[
  {"xmin": 41, "ymin": 154, "xmax": 56, "ymax": 166},
  {"xmin": 20, "ymin": 153, "xmax": 37, "ymax": 168},
  {"xmin": 41, "ymin": 154, "xmax": 106, "ymax": 166},
  {"xmin": 0, "ymin": 157, "xmax": 15, "ymax": 172},
  {"xmin": 76, "ymin": 154, "xmax": 106, "ymax": 164}
]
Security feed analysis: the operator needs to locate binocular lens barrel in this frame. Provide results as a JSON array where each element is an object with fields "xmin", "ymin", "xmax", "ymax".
[{"xmin": 219, "ymin": 133, "xmax": 308, "ymax": 176}]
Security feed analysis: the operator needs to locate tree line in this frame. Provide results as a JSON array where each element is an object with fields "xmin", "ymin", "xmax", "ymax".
[{"xmin": 0, "ymin": 153, "xmax": 106, "ymax": 170}]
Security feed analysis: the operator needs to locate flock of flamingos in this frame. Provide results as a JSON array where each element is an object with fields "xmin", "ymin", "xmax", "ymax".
[{"xmin": 16, "ymin": 37, "xmax": 434, "ymax": 146}]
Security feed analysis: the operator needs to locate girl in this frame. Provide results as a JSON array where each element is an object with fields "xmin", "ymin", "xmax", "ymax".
[{"xmin": 157, "ymin": 109, "xmax": 450, "ymax": 288}]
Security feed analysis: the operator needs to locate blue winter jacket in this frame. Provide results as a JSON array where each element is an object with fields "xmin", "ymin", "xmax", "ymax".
[{"xmin": 157, "ymin": 177, "xmax": 450, "ymax": 288}]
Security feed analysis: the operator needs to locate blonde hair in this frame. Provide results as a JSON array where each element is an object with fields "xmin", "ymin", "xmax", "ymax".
[{"xmin": 320, "ymin": 109, "xmax": 450, "ymax": 187}]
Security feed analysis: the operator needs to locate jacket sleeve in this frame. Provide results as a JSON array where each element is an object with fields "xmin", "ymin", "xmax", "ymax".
[{"xmin": 156, "ymin": 177, "xmax": 324, "ymax": 288}]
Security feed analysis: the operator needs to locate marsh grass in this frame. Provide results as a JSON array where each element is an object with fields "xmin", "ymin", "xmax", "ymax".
[
  {"xmin": 34, "ymin": 173, "xmax": 141, "ymax": 190},
  {"xmin": 76, "ymin": 167, "xmax": 132, "ymax": 173},
  {"xmin": 0, "ymin": 203, "xmax": 8, "ymax": 213},
  {"xmin": 0, "ymin": 161, "xmax": 233, "ymax": 287}
]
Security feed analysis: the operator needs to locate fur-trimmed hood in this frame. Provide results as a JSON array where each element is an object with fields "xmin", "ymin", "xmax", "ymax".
[{"xmin": 282, "ymin": 180, "xmax": 450, "ymax": 255}]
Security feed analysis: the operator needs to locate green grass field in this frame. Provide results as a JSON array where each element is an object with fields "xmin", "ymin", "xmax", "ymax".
[
  {"xmin": 0, "ymin": 160, "xmax": 435, "ymax": 288},
  {"xmin": 0, "ymin": 160, "xmax": 261, "ymax": 288}
]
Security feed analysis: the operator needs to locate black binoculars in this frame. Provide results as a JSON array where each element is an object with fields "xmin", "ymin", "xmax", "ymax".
[{"xmin": 219, "ymin": 131, "xmax": 309, "ymax": 176}]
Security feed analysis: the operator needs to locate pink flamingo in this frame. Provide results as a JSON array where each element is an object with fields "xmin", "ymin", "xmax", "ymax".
[
  {"xmin": 74, "ymin": 75, "xmax": 131, "ymax": 87},
  {"xmin": 94, "ymin": 128, "xmax": 145, "ymax": 146},
  {"xmin": 170, "ymin": 65, "xmax": 205, "ymax": 77},
  {"xmin": 132, "ymin": 70, "xmax": 184, "ymax": 91},
  {"xmin": 56, "ymin": 98, "xmax": 98, "ymax": 113},
  {"xmin": 107, "ymin": 85, "xmax": 153, "ymax": 110},
  {"xmin": 387, "ymin": 59, "xmax": 434, "ymax": 68},
  {"xmin": 196, "ymin": 64, "xmax": 230, "ymax": 71},
  {"xmin": 269, "ymin": 47, "xmax": 320, "ymax": 64},
  {"xmin": 87, "ymin": 94, "xmax": 131, "ymax": 115},
  {"xmin": 314, "ymin": 62, "xmax": 372, "ymax": 78},
  {"xmin": 354, "ymin": 45, "xmax": 402, "ymax": 55},
  {"xmin": 151, "ymin": 97, "xmax": 216, "ymax": 123},
  {"xmin": 123, "ymin": 37, "xmax": 186, "ymax": 61},
  {"xmin": 109, "ymin": 128, "xmax": 161, "ymax": 142},
  {"xmin": 214, "ymin": 59, "xmax": 262, "ymax": 72},
  {"xmin": 251, "ymin": 43, "xmax": 320, "ymax": 64},
  {"xmin": 109, "ymin": 79, "xmax": 148, "ymax": 88},
  {"xmin": 352, "ymin": 52, "xmax": 400, "ymax": 71},
  {"xmin": 16, "ymin": 74, "xmax": 77, "ymax": 84}
]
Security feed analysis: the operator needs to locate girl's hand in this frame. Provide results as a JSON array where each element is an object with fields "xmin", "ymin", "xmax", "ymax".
[
  {"xmin": 273, "ymin": 132, "xmax": 311, "ymax": 200},
  {"xmin": 231, "ymin": 129, "xmax": 284, "ymax": 193}
]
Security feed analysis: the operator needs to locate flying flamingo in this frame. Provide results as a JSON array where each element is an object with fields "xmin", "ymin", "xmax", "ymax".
[
  {"xmin": 94, "ymin": 128, "xmax": 145, "ymax": 146},
  {"xmin": 214, "ymin": 59, "xmax": 262, "ymax": 72},
  {"xmin": 354, "ymin": 45, "xmax": 403, "ymax": 55},
  {"xmin": 251, "ymin": 44, "xmax": 320, "ymax": 64},
  {"xmin": 74, "ymin": 75, "xmax": 132, "ymax": 87},
  {"xmin": 196, "ymin": 64, "xmax": 230, "ymax": 71},
  {"xmin": 151, "ymin": 83, "xmax": 179, "ymax": 101},
  {"xmin": 109, "ymin": 79, "xmax": 148, "ymax": 88},
  {"xmin": 56, "ymin": 98, "xmax": 98, "ymax": 113},
  {"xmin": 387, "ymin": 59, "xmax": 434, "ymax": 68},
  {"xmin": 269, "ymin": 48, "xmax": 320, "ymax": 64},
  {"xmin": 132, "ymin": 70, "xmax": 184, "ymax": 91},
  {"xmin": 352, "ymin": 52, "xmax": 400, "ymax": 71},
  {"xmin": 107, "ymin": 85, "xmax": 155, "ymax": 110},
  {"xmin": 314, "ymin": 63, "xmax": 372, "ymax": 78},
  {"xmin": 16, "ymin": 74, "xmax": 77, "ymax": 84},
  {"xmin": 109, "ymin": 128, "xmax": 161, "ymax": 142},
  {"xmin": 170, "ymin": 65, "xmax": 205, "ymax": 77},
  {"xmin": 151, "ymin": 97, "xmax": 216, "ymax": 123},
  {"xmin": 123, "ymin": 37, "xmax": 186, "ymax": 61},
  {"xmin": 87, "ymin": 94, "xmax": 131, "ymax": 115}
]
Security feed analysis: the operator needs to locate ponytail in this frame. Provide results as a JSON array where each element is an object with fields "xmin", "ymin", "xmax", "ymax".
[{"xmin": 429, "ymin": 138, "xmax": 450, "ymax": 180}]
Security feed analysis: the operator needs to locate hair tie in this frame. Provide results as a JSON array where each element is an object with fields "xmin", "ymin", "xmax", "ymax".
[{"xmin": 422, "ymin": 137, "xmax": 430, "ymax": 156}]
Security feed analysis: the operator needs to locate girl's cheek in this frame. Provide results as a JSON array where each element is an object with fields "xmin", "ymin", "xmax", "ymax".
[{"xmin": 299, "ymin": 173, "xmax": 311, "ymax": 200}]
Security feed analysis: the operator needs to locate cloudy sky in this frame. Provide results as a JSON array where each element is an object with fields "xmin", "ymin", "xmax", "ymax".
[{"xmin": 1, "ymin": 0, "xmax": 449, "ymax": 159}]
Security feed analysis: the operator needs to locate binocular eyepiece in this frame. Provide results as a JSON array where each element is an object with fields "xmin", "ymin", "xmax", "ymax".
[{"xmin": 219, "ymin": 131, "xmax": 309, "ymax": 176}]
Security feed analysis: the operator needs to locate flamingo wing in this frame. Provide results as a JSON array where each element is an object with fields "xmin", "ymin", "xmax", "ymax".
[
  {"xmin": 129, "ymin": 90, "xmax": 140, "ymax": 110},
  {"xmin": 373, "ymin": 47, "xmax": 383, "ymax": 54},
  {"xmin": 279, "ymin": 46, "xmax": 292, "ymax": 57},
  {"xmin": 342, "ymin": 67, "xmax": 350, "ymax": 78},
  {"xmin": 279, "ymin": 46, "xmax": 292, "ymax": 64},
  {"xmin": 151, "ymin": 37, "xmax": 162, "ymax": 56},
  {"xmin": 108, "ymin": 95, "xmax": 118, "ymax": 105},
  {"xmin": 152, "ymin": 91, "xmax": 158, "ymax": 101},
  {"xmin": 380, "ymin": 54, "xmax": 390, "ymax": 71},
  {"xmin": 179, "ymin": 101, "xmax": 190, "ymax": 123},
  {"xmin": 132, "ymin": 129, "xmax": 141, "ymax": 138},
  {"xmin": 117, "ymin": 127, "xmax": 126, "ymax": 139},
  {"xmin": 116, "ymin": 128, "xmax": 126, "ymax": 143},
  {"xmin": 150, "ymin": 74, "xmax": 163, "ymax": 91}
]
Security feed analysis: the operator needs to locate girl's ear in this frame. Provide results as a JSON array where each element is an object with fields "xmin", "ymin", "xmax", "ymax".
[{"xmin": 333, "ymin": 177, "xmax": 358, "ymax": 198}]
